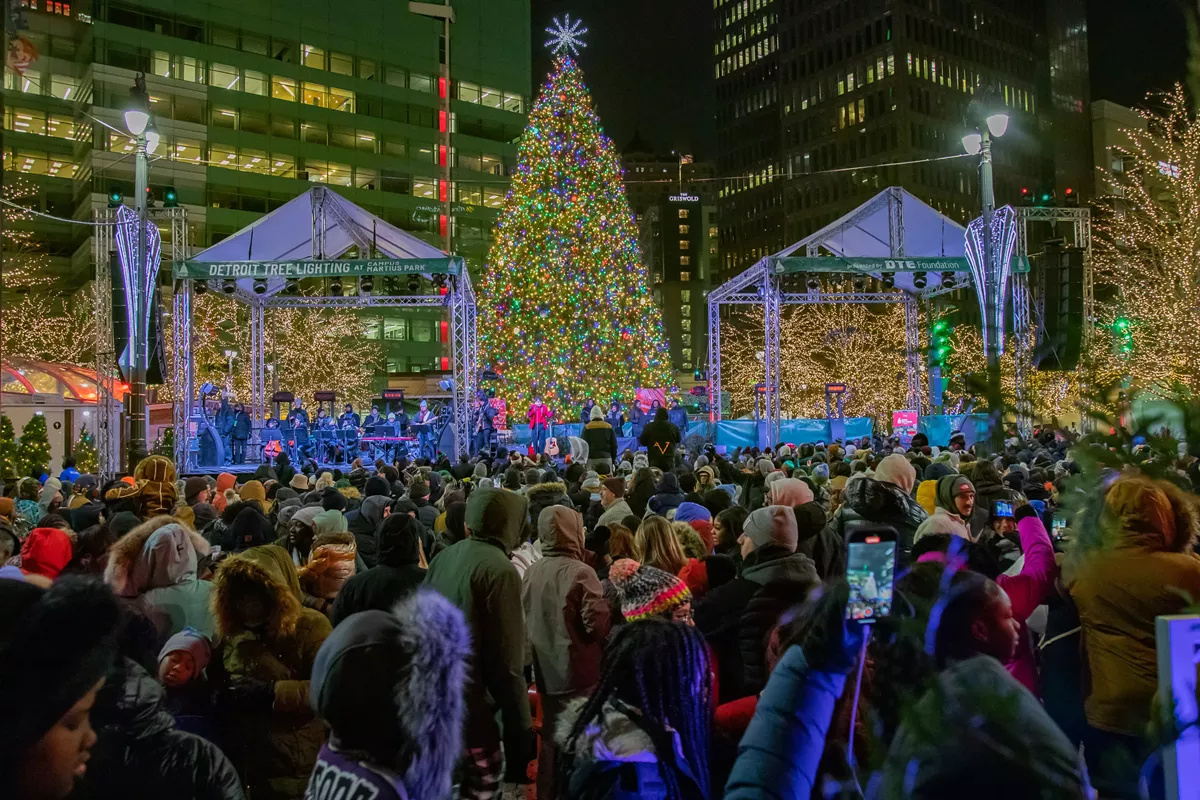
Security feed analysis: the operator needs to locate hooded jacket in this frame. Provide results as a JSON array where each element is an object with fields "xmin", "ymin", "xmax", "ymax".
[
  {"xmin": 822, "ymin": 476, "xmax": 928, "ymax": 555},
  {"xmin": 961, "ymin": 460, "xmax": 1021, "ymax": 538},
  {"xmin": 423, "ymin": 487, "xmax": 533, "ymax": 746},
  {"xmin": 914, "ymin": 475, "xmax": 975, "ymax": 543},
  {"xmin": 1069, "ymin": 477, "xmax": 1200, "ymax": 735},
  {"xmin": 639, "ymin": 411, "xmax": 681, "ymax": 472},
  {"xmin": 523, "ymin": 506, "xmax": 612, "ymax": 697},
  {"xmin": 583, "ymin": 417, "xmax": 619, "ymax": 462},
  {"xmin": 105, "ymin": 518, "xmax": 214, "ymax": 642},
  {"xmin": 20, "ymin": 526, "xmax": 73, "ymax": 580},
  {"xmin": 345, "ymin": 495, "xmax": 391, "ymax": 569},
  {"xmin": 81, "ymin": 658, "xmax": 243, "ymax": 800},
  {"xmin": 694, "ymin": 546, "xmax": 819, "ymax": 702},
  {"xmin": 648, "ymin": 473, "xmax": 687, "ymax": 517},
  {"xmin": 210, "ymin": 545, "xmax": 332, "ymax": 800},
  {"xmin": 527, "ymin": 481, "xmax": 575, "ymax": 527},
  {"xmin": 330, "ymin": 514, "xmax": 426, "ymax": 626}
]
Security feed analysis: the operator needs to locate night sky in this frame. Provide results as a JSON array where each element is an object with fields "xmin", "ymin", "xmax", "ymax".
[{"xmin": 530, "ymin": 0, "xmax": 1189, "ymax": 161}]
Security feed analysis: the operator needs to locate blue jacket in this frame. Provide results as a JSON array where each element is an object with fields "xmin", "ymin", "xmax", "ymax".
[
  {"xmin": 724, "ymin": 645, "xmax": 847, "ymax": 799},
  {"xmin": 667, "ymin": 406, "xmax": 689, "ymax": 433}
]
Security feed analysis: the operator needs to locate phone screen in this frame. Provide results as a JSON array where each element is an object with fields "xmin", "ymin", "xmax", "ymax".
[
  {"xmin": 846, "ymin": 530, "xmax": 897, "ymax": 622},
  {"xmin": 1051, "ymin": 516, "xmax": 1067, "ymax": 538},
  {"xmin": 993, "ymin": 500, "xmax": 1014, "ymax": 518}
]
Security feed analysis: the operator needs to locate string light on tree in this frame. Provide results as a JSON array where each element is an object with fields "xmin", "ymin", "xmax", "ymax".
[{"xmin": 479, "ymin": 46, "xmax": 671, "ymax": 412}]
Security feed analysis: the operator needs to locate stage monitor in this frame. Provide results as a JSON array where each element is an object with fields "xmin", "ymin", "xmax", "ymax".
[
  {"xmin": 381, "ymin": 389, "xmax": 406, "ymax": 401},
  {"xmin": 314, "ymin": 390, "xmax": 337, "ymax": 402}
]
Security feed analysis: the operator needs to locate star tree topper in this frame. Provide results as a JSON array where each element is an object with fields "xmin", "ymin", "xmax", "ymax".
[{"xmin": 545, "ymin": 14, "xmax": 588, "ymax": 56}]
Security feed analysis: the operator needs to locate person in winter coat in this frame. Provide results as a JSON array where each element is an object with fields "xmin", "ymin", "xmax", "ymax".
[
  {"xmin": 134, "ymin": 455, "xmax": 177, "ymax": 519},
  {"xmin": 626, "ymin": 468, "xmax": 657, "ymax": 519},
  {"xmin": 597, "ymin": 478, "xmax": 633, "ymax": 530},
  {"xmin": 407, "ymin": 480, "xmax": 439, "ymax": 530},
  {"xmin": 583, "ymin": 406, "xmax": 619, "ymax": 474},
  {"xmin": 210, "ymin": 544, "xmax": 332, "ymax": 800},
  {"xmin": 639, "ymin": 409, "xmax": 681, "ymax": 472},
  {"xmin": 821, "ymin": 471, "xmax": 927, "ymax": 560},
  {"xmin": 527, "ymin": 480, "xmax": 575, "ymax": 527},
  {"xmin": 1069, "ymin": 475, "xmax": 1200, "ymax": 796},
  {"xmin": 914, "ymin": 474, "xmax": 975, "ymax": 543},
  {"xmin": 995, "ymin": 506, "xmax": 1058, "ymax": 695},
  {"xmin": 961, "ymin": 459, "xmax": 1022, "ymax": 538},
  {"xmin": 523, "ymin": 505, "xmax": 613, "ymax": 799},
  {"xmin": 605, "ymin": 402, "xmax": 626, "ymax": 436},
  {"xmin": 423, "ymin": 486, "xmax": 535, "ymax": 795},
  {"xmin": 297, "ymin": 532, "xmax": 357, "ymax": 619},
  {"xmin": 694, "ymin": 505, "xmax": 819, "ymax": 701},
  {"xmin": 345, "ymin": 494, "xmax": 390, "ymax": 568},
  {"xmin": 556, "ymin": 618, "xmax": 711, "ymax": 799},
  {"xmin": 19, "ymin": 525, "xmax": 73, "ymax": 584},
  {"xmin": 104, "ymin": 517, "xmax": 215, "ymax": 643},
  {"xmin": 330, "ymin": 514, "xmax": 426, "ymax": 625},
  {"xmin": 157, "ymin": 628, "xmax": 221, "ymax": 744},
  {"xmin": 647, "ymin": 472, "xmax": 686, "ymax": 517},
  {"xmin": 81, "ymin": 656, "xmax": 244, "ymax": 800},
  {"xmin": 305, "ymin": 590, "xmax": 470, "ymax": 800}
]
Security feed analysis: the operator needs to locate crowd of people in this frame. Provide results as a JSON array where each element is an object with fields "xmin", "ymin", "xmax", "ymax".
[{"xmin": 2, "ymin": 418, "xmax": 1199, "ymax": 800}]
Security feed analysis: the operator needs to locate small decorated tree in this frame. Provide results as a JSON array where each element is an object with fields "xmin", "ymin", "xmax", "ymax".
[
  {"xmin": 73, "ymin": 424, "xmax": 99, "ymax": 474},
  {"xmin": 16, "ymin": 414, "xmax": 51, "ymax": 478},
  {"xmin": 151, "ymin": 427, "xmax": 174, "ymax": 459},
  {"xmin": 0, "ymin": 415, "xmax": 19, "ymax": 480}
]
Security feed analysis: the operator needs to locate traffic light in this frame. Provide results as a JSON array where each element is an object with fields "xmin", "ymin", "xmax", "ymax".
[
  {"xmin": 1114, "ymin": 316, "xmax": 1133, "ymax": 355},
  {"xmin": 107, "ymin": 188, "xmax": 123, "ymax": 208},
  {"xmin": 163, "ymin": 187, "xmax": 179, "ymax": 208},
  {"xmin": 929, "ymin": 319, "xmax": 952, "ymax": 366}
]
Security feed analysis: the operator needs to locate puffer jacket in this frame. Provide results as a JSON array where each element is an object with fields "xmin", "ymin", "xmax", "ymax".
[
  {"xmin": 211, "ymin": 545, "xmax": 331, "ymax": 800},
  {"xmin": 331, "ymin": 514, "xmax": 426, "ymax": 626},
  {"xmin": 1069, "ymin": 477, "xmax": 1200, "ymax": 736},
  {"xmin": 821, "ymin": 476, "xmax": 927, "ymax": 554},
  {"xmin": 527, "ymin": 481, "xmax": 575, "ymax": 528},
  {"xmin": 345, "ymin": 494, "xmax": 389, "ymax": 568},
  {"xmin": 694, "ymin": 547, "xmax": 819, "ymax": 702},
  {"xmin": 105, "ymin": 517, "xmax": 214, "ymax": 642},
  {"xmin": 522, "ymin": 505, "xmax": 611, "ymax": 697},
  {"xmin": 81, "ymin": 657, "xmax": 243, "ymax": 800}
]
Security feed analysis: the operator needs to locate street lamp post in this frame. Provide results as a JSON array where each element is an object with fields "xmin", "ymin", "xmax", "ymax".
[
  {"xmin": 409, "ymin": 1, "xmax": 455, "ymax": 255},
  {"xmin": 123, "ymin": 73, "xmax": 152, "ymax": 467},
  {"xmin": 963, "ymin": 96, "xmax": 1010, "ymax": 454}
]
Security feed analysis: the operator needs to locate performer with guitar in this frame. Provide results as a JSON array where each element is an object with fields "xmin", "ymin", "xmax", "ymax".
[
  {"xmin": 413, "ymin": 400, "xmax": 436, "ymax": 460},
  {"xmin": 231, "ymin": 402, "xmax": 252, "ymax": 464},
  {"xmin": 473, "ymin": 393, "xmax": 497, "ymax": 455}
]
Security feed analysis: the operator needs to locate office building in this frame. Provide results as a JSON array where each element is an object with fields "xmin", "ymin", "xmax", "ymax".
[
  {"xmin": 1091, "ymin": 99, "xmax": 1145, "ymax": 197},
  {"xmin": 3, "ymin": 0, "xmax": 530, "ymax": 389},
  {"xmin": 622, "ymin": 134, "xmax": 717, "ymax": 215},
  {"xmin": 713, "ymin": 0, "xmax": 1092, "ymax": 284}
]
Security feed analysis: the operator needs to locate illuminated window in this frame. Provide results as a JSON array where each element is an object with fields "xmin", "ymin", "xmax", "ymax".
[
  {"xmin": 326, "ymin": 162, "xmax": 353, "ymax": 186},
  {"xmin": 679, "ymin": 240, "xmax": 690, "ymax": 250},
  {"xmin": 171, "ymin": 137, "xmax": 204, "ymax": 163},
  {"xmin": 413, "ymin": 179, "xmax": 436, "ymax": 198},
  {"xmin": 457, "ymin": 81, "xmax": 481, "ymax": 103},
  {"xmin": 682, "ymin": 348, "xmax": 692, "ymax": 361},
  {"xmin": 48, "ymin": 74, "xmax": 75, "ymax": 100},
  {"xmin": 682, "ymin": 305, "xmax": 692, "ymax": 318},
  {"xmin": 409, "ymin": 73, "xmax": 433, "ymax": 93},
  {"xmin": 210, "ymin": 64, "xmax": 240, "ymax": 90},
  {"xmin": 680, "ymin": 256, "xmax": 691, "ymax": 266},
  {"xmin": 679, "ymin": 224, "xmax": 690, "ymax": 234},
  {"xmin": 329, "ymin": 86, "xmax": 355, "ymax": 113},
  {"xmin": 212, "ymin": 106, "xmax": 238, "ymax": 129},
  {"xmin": 680, "ymin": 271, "xmax": 692, "ymax": 281},
  {"xmin": 329, "ymin": 52, "xmax": 353, "ymax": 76},
  {"xmin": 302, "ymin": 82, "xmax": 328, "ymax": 107},
  {"xmin": 244, "ymin": 69, "xmax": 267, "ymax": 95},
  {"xmin": 681, "ymin": 290, "xmax": 691, "ymax": 303},
  {"xmin": 270, "ymin": 154, "xmax": 295, "ymax": 177},
  {"xmin": 681, "ymin": 318, "xmax": 692, "ymax": 331},
  {"xmin": 271, "ymin": 76, "xmax": 297, "ymax": 100},
  {"xmin": 210, "ymin": 143, "xmax": 237, "ymax": 167},
  {"xmin": 355, "ymin": 167, "xmax": 377, "ymax": 189},
  {"xmin": 301, "ymin": 44, "xmax": 326, "ymax": 70},
  {"xmin": 678, "ymin": 209, "xmax": 689, "ymax": 219},
  {"xmin": 47, "ymin": 1, "xmax": 70, "ymax": 15}
]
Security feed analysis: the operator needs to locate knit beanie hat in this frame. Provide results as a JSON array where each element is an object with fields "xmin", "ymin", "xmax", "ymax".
[
  {"xmin": 609, "ymin": 559, "xmax": 691, "ymax": 622},
  {"xmin": 409, "ymin": 480, "xmax": 430, "ymax": 500},
  {"xmin": 602, "ymin": 477, "xmax": 625, "ymax": 498},
  {"xmin": 239, "ymin": 479, "xmax": 267, "ymax": 504},
  {"xmin": 743, "ymin": 505, "xmax": 799, "ymax": 551},
  {"xmin": 674, "ymin": 501, "xmax": 711, "ymax": 524},
  {"xmin": 364, "ymin": 475, "xmax": 391, "ymax": 498},
  {"xmin": 590, "ymin": 405, "xmax": 605, "ymax": 421},
  {"xmin": 633, "ymin": 453, "xmax": 649, "ymax": 470},
  {"xmin": 184, "ymin": 476, "xmax": 209, "ymax": 504},
  {"xmin": 158, "ymin": 626, "xmax": 211, "ymax": 673},
  {"xmin": 473, "ymin": 462, "xmax": 489, "ymax": 480},
  {"xmin": 313, "ymin": 509, "xmax": 349, "ymax": 536},
  {"xmin": 0, "ymin": 577, "xmax": 121, "ymax": 772},
  {"xmin": 767, "ymin": 477, "xmax": 814, "ymax": 507}
]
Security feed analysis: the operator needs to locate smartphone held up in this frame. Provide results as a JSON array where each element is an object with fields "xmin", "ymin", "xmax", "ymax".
[{"xmin": 845, "ymin": 525, "xmax": 898, "ymax": 622}]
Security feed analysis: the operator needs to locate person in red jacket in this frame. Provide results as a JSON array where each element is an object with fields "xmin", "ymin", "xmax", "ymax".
[
  {"xmin": 20, "ymin": 526, "xmax": 74, "ymax": 585},
  {"xmin": 527, "ymin": 396, "xmax": 552, "ymax": 456}
]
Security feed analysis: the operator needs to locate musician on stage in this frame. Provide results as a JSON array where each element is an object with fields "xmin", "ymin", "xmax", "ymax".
[
  {"xmin": 288, "ymin": 399, "xmax": 312, "ymax": 460},
  {"xmin": 217, "ymin": 394, "xmax": 236, "ymax": 465},
  {"xmin": 231, "ymin": 402, "xmax": 252, "ymax": 464},
  {"xmin": 606, "ymin": 400, "xmax": 626, "ymax": 436},
  {"xmin": 363, "ymin": 405, "xmax": 383, "ymax": 430},
  {"xmin": 316, "ymin": 408, "xmax": 336, "ymax": 430},
  {"xmin": 340, "ymin": 416, "xmax": 360, "ymax": 462},
  {"xmin": 473, "ymin": 394, "xmax": 497, "ymax": 455},
  {"xmin": 579, "ymin": 398, "xmax": 598, "ymax": 424},
  {"xmin": 527, "ymin": 395, "xmax": 552, "ymax": 456},
  {"xmin": 339, "ymin": 403, "xmax": 361, "ymax": 430},
  {"xmin": 414, "ymin": 400, "xmax": 436, "ymax": 460},
  {"xmin": 394, "ymin": 406, "xmax": 410, "ymax": 436}
]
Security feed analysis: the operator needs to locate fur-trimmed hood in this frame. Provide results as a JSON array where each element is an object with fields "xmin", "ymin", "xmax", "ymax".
[
  {"xmin": 105, "ymin": 516, "xmax": 210, "ymax": 597},
  {"xmin": 1103, "ymin": 475, "xmax": 1199, "ymax": 553},
  {"xmin": 210, "ymin": 544, "xmax": 302, "ymax": 641},
  {"xmin": 526, "ymin": 481, "xmax": 573, "ymax": 526},
  {"xmin": 310, "ymin": 589, "xmax": 469, "ymax": 800}
]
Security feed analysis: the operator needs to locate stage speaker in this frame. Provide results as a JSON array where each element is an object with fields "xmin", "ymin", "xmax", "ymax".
[
  {"xmin": 1034, "ymin": 241, "xmax": 1084, "ymax": 371},
  {"xmin": 438, "ymin": 419, "xmax": 456, "ymax": 456}
]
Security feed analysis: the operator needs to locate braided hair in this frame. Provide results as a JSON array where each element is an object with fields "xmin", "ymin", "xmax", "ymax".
[{"xmin": 560, "ymin": 619, "xmax": 711, "ymax": 799}]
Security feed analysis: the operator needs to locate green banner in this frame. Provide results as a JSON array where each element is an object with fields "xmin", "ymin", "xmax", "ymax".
[
  {"xmin": 174, "ymin": 257, "xmax": 463, "ymax": 280},
  {"xmin": 770, "ymin": 255, "xmax": 1029, "ymax": 274}
]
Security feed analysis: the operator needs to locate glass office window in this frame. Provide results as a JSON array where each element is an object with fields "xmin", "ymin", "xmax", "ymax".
[
  {"xmin": 240, "ymin": 109, "xmax": 267, "ymax": 135},
  {"xmin": 48, "ymin": 74, "xmax": 75, "ymax": 100},
  {"xmin": 409, "ymin": 73, "xmax": 432, "ymax": 93},
  {"xmin": 212, "ymin": 106, "xmax": 238, "ymax": 129},
  {"xmin": 172, "ymin": 137, "xmax": 204, "ymax": 163},
  {"xmin": 244, "ymin": 69, "xmax": 267, "ymax": 95},
  {"xmin": 382, "ymin": 137, "xmax": 405, "ymax": 158},
  {"xmin": 385, "ymin": 65, "xmax": 406, "ymax": 87},
  {"xmin": 503, "ymin": 93, "xmax": 523, "ymax": 113},
  {"xmin": 270, "ymin": 154, "xmax": 295, "ymax": 178},
  {"xmin": 272, "ymin": 76, "xmax": 297, "ymax": 101},
  {"xmin": 301, "ymin": 122, "xmax": 328, "ymax": 145},
  {"xmin": 330, "ymin": 126, "xmax": 355, "ymax": 149},
  {"xmin": 301, "ymin": 44, "xmax": 325, "ymax": 70},
  {"xmin": 330, "ymin": 52, "xmax": 353, "ymax": 76},
  {"xmin": 355, "ymin": 167, "xmax": 377, "ymax": 189},
  {"xmin": 305, "ymin": 160, "xmax": 329, "ymax": 182},
  {"xmin": 329, "ymin": 86, "xmax": 354, "ymax": 113},
  {"xmin": 480, "ymin": 87, "xmax": 502, "ymax": 108},
  {"xmin": 270, "ymin": 117, "xmax": 296, "ymax": 139},
  {"xmin": 302, "ymin": 82, "xmax": 327, "ymax": 107},
  {"xmin": 209, "ymin": 143, "xmax": 237, "ymax": 167},
  {"xmin": 356, "ymin": 130, "xmax": 377, "ymax": 152},
  {"xmin": 413, "ymin": 320, "xmax": 433, "ymax": 342},
  {"xmin": 483, "ymin": 186, "xmax": 505, "ymax": 208},
  {"xmin": 210, "ymin": 63, "xmax": 239, "ymax": 90},
  {"xmin": 238, "ymin": 148, "xmax": 270, "ymax": 174},
  {"xmin": 359, "ymin": 59, "xmax": 377, "ymax": 81},
  {"xmin": 177, "ymin": 56, "xmax": 204, "ymax": 83},
  {"xmin": 152, "ymin": 51, "xmax": 171, "ymax": 78},
  {"xmin": 326, "ymin": 162, "xmax": 352, "ymax": 186},
  {"xmin": 457, "ymin": 81, "xmax": 480, "ymax": 103},
  {"xmin": 412, "ymin": 179, "xmax": 436, "ymax": 199}
]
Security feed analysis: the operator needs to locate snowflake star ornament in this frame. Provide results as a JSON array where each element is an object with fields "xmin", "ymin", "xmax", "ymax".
[{"xmin": 545, "ymin": 14, "xmax": 588, "ymax": 57}]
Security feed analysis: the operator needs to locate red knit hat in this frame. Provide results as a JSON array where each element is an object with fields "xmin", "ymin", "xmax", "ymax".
[{"xmin": 609, "ymin": 559, "xmax": 690, "ymax": 621}]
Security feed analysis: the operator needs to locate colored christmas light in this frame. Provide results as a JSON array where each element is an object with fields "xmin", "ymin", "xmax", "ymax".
[{"xmin": 479, "ymin": 55, "xmax": 671, "ymax": 413}]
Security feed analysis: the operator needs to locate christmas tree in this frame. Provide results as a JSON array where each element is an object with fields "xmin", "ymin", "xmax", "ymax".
[
  {"xmin": 0, "ymin": 416, "xmax": 19, "ymax": 480},
  {"xmin": 73, "ymin": 425, "xmax": 99, "ymax": 474},
  {"xmin": 16, "ymin": 414, "xmax": 51, "ymax": 478},
  {"xmin": 479, "ymin": 28, "xmax": 671, "ymax": 413}
]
